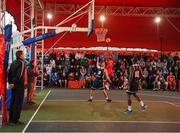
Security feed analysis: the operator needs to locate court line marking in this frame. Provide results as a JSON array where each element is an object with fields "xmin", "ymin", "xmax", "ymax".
[
  {"xmin": 46, "ymin": 99, "xmax": 180, "ymax": 109},
  {"xmin": 46, "ymin": 99, "xmax": 124, "ymax": 102},
  {"xmin": 48, "ymin": 91, "xmax": 180, "ymax": 99},
  {"xmin": 140, "ymin": 93, "xmax": 180, "ymax": 99},
  {"xmin": 164, "ymin": 101, "xmax": 180, "ymax": 108},
  {"xmin": 22, "ymin": 90, "xmax": 51, "ymax": 133},
  {"xmin": 31, "ymin": 120, "xmax": 180, "ymax": 124},
  {"xmin": 46, "ymin": 99, "xmax": 178, "ymax": 103}
]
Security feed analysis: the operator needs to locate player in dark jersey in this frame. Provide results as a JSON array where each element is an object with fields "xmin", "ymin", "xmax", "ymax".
[
  {"xmin": 88, "ymin": 57, "xmax": 112, "ymax": 102},
  {"xmin": 124, "ymin": 60, "xmax": 147, "ymax": 115}
]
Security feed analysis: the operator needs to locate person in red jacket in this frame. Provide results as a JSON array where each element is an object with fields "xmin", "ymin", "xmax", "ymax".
[
  {"xmin": 167, "ymin": 72, "xmax": 176, "ymax": 91},
  {"xmin": 106, "ymin": 57, "xmax": 114, "ymax": 77},
  {"xmin": 27, "ymin": 60, "xmax": 39, "ymax": 104}
]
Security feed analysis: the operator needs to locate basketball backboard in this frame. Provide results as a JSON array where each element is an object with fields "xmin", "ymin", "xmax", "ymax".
[{"xmin": 88, "ymin": 0, "xmax": 94, "ymax": 37}]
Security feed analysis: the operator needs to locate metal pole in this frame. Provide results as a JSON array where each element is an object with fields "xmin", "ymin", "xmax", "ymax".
[
  {"xmin": 0, "ymin": 0, "xmax": 5, "ymax": 34},
  {"xmin": 160, "ymin": 37, "xmax": 163, "ymax": 60},
  {"xmin": 30, "ymin": 0, "xmax": 35, "ymax": 60},
  {"xmin": 56, "ymin": 0, "xmax": 93, "ymax": 26},
  {"xmin": 21, "ymin": 0, "xmax": 24, "ymax": 35},
  {"xmin": 41, "ymin": 10, "xmax": 45, "ymax": 90},
  {"xmin": 166, "ymin": 17, "xmax": 180, "ymax": 33}
]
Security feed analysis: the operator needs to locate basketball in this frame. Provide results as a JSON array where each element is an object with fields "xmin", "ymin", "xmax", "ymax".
[{"xmin": 106, "ymin": 38, "xmax": 111, "ymax": 43}]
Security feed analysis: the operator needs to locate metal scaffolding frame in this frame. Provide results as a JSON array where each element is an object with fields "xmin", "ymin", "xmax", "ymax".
[
  {"xmin": 19, "ymin": 0, "xmax": 95, "ymax": 90},
  {"xmin": 0, "ymin": 0, "xmax": 2, "ymax": 33},
  {"xmin": 45, "ymin": 3, "xmax": 180, "ymax": 17},
  {"xmin": 34, "ymin": 0, "xmax": 45, "ymax": 90},
  {"xmin": 21, "ymin": 0, "xmax": 45, "ymax": 90},
  {"xmin": 21, "ymin": 0, "xmax": 33, "ymax": 38},
  {"xmin": 0, "ymin": 0, "xmax": 6, "ymax": 34}
]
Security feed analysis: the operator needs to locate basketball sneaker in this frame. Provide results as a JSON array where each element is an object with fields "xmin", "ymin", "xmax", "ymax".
[
  {"xmin": 106, "ymin": 99, "xmax": 112, "ymax": 102},
  {"xmin": 142, "ymin": 104, "xmax": 147, "ymax": 112},
  {"xmin": 88, "ymin": 99, "xmax": 93, "ymax": 102},
  {"xmin": 124, "ymin": 109, "xmax": 133, "ymax": 115}
]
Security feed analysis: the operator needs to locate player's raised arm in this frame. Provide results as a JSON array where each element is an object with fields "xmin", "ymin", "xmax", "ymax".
[{"xmin": 97, "ymin": 57, "xmax": 100, "ymax": 68}]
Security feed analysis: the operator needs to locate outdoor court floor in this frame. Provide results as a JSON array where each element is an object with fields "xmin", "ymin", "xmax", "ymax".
[{"xmin": 1, "ymin": 88, "xmax": 180, "ymax": 132}]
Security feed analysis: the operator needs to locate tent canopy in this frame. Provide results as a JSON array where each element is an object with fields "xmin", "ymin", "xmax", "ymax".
[
  {"xmin": 7, "ymin": 0, "xmax": 180, "ymax": 51},
  {"xmin": 43, "ymin": 0, "xmax": 180, "ymax": 7}
]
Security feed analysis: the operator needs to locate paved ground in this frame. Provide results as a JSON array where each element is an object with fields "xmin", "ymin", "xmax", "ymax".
[
  {"xmin": 47, "ymin": 89, "xmax": 180, "ymax": 103},
  {"xmin": 23, "ymin": 89, "xmax": 180, "ymax": 132},
  {"xmin": 26, "ymin": 121, "xmax": 180, "ymax": 132}
]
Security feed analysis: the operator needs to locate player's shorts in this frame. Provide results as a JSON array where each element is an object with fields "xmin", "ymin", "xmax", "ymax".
[
  {"xmin": 127, "ymin": 79, "xmax": 139, "ymax": 94},
  {"xmin": 91, "ymin": 78, "xmax": 103, "ymax": 90}
]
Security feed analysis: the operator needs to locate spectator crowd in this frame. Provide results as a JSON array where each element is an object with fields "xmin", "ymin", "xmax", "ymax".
[{"xmin": 36, "ymin": 51, "xmax": 180, "ymax": 91}]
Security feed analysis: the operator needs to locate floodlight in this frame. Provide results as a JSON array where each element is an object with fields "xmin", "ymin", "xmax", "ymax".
[
  {"xmin": 47, "ymin": 13, "xmax": 53, "ymax": 20},
  {"xmin": 155, "ymin": 17, "xmax": 161, "ymax": 24},
  {"xmin": 100, "ymin": 15, "xmax": 105, "ymax": 22}
]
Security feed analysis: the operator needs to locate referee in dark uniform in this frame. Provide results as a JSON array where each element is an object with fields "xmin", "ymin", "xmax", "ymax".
[{"xmin": 8, "ymin": 50, "xmax": 26, "ymax": 125}]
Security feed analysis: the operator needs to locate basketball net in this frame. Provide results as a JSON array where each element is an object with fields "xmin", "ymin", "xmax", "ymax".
[{"xmin": 95, "ymin": 28, "xmax": 108, "ymax": 42}]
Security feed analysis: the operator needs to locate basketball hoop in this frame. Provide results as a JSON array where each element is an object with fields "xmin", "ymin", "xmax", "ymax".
[{"xmin": 95, "ymin": 28, "xmax": 108, "ymax": 42}]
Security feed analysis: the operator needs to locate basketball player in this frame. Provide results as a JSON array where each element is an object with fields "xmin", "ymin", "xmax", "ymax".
[
  {"xmin": 88, "ymin": 57, "xmax": 112, "ymax": 102},
  {"xmin": 124, "ymin": 59, "xmax": 147, "ymax": 114}
]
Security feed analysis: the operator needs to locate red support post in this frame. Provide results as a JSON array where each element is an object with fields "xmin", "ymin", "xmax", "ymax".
[{"xmin": 0, "ymin": 35, "xmax": 8, "ymax": 126}]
